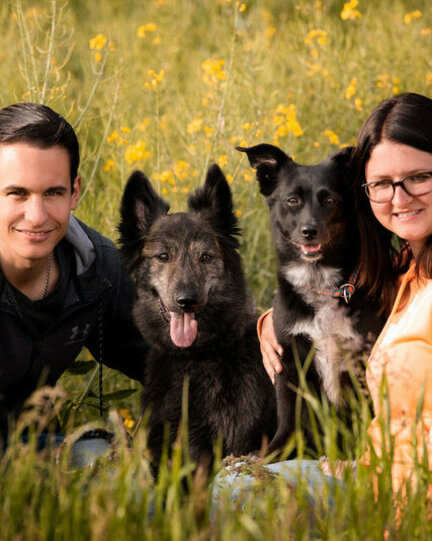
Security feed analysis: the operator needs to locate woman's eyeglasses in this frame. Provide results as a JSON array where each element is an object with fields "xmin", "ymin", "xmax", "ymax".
[{"xmin": 362, "ymin": 171, "xmax": 432, "ymax": 203}]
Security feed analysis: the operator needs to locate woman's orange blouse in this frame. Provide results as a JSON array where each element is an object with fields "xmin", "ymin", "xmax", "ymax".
[{"xmin": 365, "ymin": 265, "xmax": 432, "ymax": 492}]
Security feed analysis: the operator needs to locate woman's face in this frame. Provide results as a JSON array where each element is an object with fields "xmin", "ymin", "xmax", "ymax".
[{"xmin": 365, "ymin": 140, "xmax": 432, "ymax": 257}]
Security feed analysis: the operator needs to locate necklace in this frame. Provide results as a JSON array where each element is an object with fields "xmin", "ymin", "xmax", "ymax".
[{"xmin": 40, "ymin": 253, "xmax": 53, "ymax": 300}]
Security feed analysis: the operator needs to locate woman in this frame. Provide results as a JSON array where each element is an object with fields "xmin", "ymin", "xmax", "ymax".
[{"xmin": 214, "ymin": 92, "xmax": 432, "ymax": 505}]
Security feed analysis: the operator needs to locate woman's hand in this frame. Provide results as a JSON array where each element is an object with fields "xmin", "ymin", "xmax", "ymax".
[
  {"xmin": 259, "ymin": 310, "xmax": 283, "ymax": 384},
  {"xmin": 319, "ymin": 458, "xmax": 354, "ymax": 479}
]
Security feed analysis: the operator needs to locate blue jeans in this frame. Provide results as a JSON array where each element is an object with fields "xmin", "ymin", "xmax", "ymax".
[
  {"xmin": 6, "ymin": 430, "xmax": 115, "ymax": 469},
  {"xmin": 212, "ymin": 459, "xmax": 343, "ymax": 512}
]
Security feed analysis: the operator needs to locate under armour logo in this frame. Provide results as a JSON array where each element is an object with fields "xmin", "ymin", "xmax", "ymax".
[{"xmin": 65, "ymin": 323, "xmax": 91, "ymax": 344}]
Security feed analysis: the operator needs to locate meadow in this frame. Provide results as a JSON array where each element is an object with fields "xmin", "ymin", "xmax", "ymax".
[{"xmin": 2, "ymin": 0, "xmax": 432, "ymax": 538}]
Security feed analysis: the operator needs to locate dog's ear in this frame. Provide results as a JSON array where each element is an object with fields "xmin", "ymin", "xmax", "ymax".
[
  {"xmin": 328, "ymin": 146, "xmax": 354, "ymax": 167},
  {"xmin": 118, "ymin": 170, "xmax": 170, "ymax": 272},
  {"xmin": 328, "ymin": 146, "xmax": 355, "ymax": 190},
  {"xmin": 188, "ymin": 164, "xmax": 240, "ymax": 247},
  {"xmin": 236, "ymin": 144, "xmax": 291, "ymax": 196}
]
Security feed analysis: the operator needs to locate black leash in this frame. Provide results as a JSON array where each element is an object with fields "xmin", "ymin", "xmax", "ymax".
[{"xmin": 97, "ymin": 299, "xmax": 104, "ymax": 418}]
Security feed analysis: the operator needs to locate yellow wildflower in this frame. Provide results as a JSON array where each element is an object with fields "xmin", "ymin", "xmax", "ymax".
[
  {"xmin": 187, "ymin": 118, "xmax": 203, "ymax": 134},
  {"xmin": 242, "ymin": 170, "xmax": 253, "ymax": 182},
  {"xmin": 204, "ymin": 125, "xmax": 215, "ymax": 137},
  {"xmin": 273, "ymin": 104, "xmax": 303, "ymax": 139},
  {"xmin": 137, "ymin": 22, "xmax": 157, "ymax": 39},
  {"xmin": 376, "ymin": 73, "xmax": 399, "ymax": 93},
  {"xmin": 161, "ymin": 188, "xmax": 168, "ymax": 195},
  {"xmin": 304, "ymin": 29, "xmax": 327, "ymax": 47},
  {"xmin": 324, "ymin": 129, "xmax": 340, "ymax": 145},
  {"xmin": 103, "ymin": 159, "xmax": 116, "ymax": 172},
  {"xmin": 218, "ymin": 155, "xmax": 228, "ymax": 168},
  {"xmin": 107, "ymin": 130, "xmax": 119, "ymax": 143},
  {"xmin": 420, "ymin": 28, "xmax": 431, "ymax": 36},
  {"xmin": 354, "ymin": 98, "xmax": 363, "ymax": 111},
  {"xmin": 145, "ymin": 69, "xmax": 165, "ymax": 91},
  {"xmin": 404, "ymin": 10, "xmax": 422, "ymax": 24},
  {"xmin": 137, "ymin": 26, "xmax": 146, "ymax": 39},
  {"xmin": 376, "ymin": 73, "xmax": 388, "ymax": 88},
  {"xmin": 226, "ymin": 174, "xmax": 233, "ymax": 183},
  {"xmin": 266, "ymin": 24, "xmax": 277, "ymax": 40},
  {"xmin": 26, "ymin": 7, "xmax": 44, "ymax": 17},
  {"xmin": 174, "ymin": 160, "xmax": 190, "ymax": 180},
  {"xmin": 235, "ymin": 209, "xmax": 242, "ymax": 217},
  {"xmin": 313, "ymin": 141, "xmax": 320, "ymax": 148},
  {"xmin": 255, "ymin": 129, "xmax": 263, "ymax": 138},
  {"xmin": 160, "ymin": 170, "xmax": 175, "ymax": 185},
  {"xmin": 306, "ymin": 59, "xmax": 323, "ymax": 77},
  {"xmin": 124, "ymin": 140, "xmax": 152, "ymax": 164},
  {"xmin": 181, "ymin": 187, "xmax": 190, "ymax": 194},
  {"xmin": 345, "ymin": 77, "xmax": 358, "ymax": 100},
  {"xmin": 109, "ymin": 41, "xmax": 115, "ymax": 52},
  {"xmin": 89, "ymin": 33, "xmax": 107, "ymax": 50},
  {"xmin": 340, "ymin": 0, "xmax": 361, "ymax": 21},
  {"xmin": 237, "ymin": 2, "xmax": 246, "ymax": 12},
  {"xmin": 137, "ymin": 118, "xmax": 150, "ymax": 131},
  {"xmin": 120, "ymin": 126, "xmax": 131, "ymax": 134},
  {"xmin": 242, "ymin": 122, "xmax": 253, "ymax": 131},
  {"xmin": 119, "ymin": 408, "xmax": 135, "ymax": 429},
  {"xmin": 201, "ymin": 58, "xmax": 227, "ymax": 88},
  {"xmin": 94, "ymin": 53, "xmax": 102, "ymax": 63}
]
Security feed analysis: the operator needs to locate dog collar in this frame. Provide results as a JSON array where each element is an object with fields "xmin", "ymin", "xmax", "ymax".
[{"xmin": 307, "ymin": 265, "xmax": 360, "ymax": 304}]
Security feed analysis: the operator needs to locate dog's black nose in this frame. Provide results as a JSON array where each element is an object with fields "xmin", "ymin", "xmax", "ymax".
[
  {"xmin": 176, "ymin": 295, "xmax": 199, "ymax": 311},
  {"xmin": 301, "ymin": 226, "xmax": 318, "ymax": 240}
]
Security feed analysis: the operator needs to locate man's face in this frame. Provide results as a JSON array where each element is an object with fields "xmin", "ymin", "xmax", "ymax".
[{"xmin": 0, "ymin": 143, "xmax": 81, "ymax": 269}]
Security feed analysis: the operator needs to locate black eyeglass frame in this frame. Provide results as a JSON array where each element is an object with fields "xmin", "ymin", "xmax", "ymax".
[{"xmin": 361, "ymin": 171, "xmax": 432, "ymax": 203}]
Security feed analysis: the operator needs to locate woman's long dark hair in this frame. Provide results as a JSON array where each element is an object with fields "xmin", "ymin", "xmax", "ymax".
[{"xmin": 351, "ymin": 93, "xmax": 432, "ymax": 315}]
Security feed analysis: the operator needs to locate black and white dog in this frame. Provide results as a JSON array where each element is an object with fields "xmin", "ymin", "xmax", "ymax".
[{"xmin": 238, "ymin": 144, "xmax": 383, "ymax": 455}]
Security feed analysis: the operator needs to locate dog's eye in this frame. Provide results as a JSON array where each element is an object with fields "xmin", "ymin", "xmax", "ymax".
[
  {"xmin": 200, "ymin": 253, "xmax": 213, "ymax": 263},
  {"xmin": 157, "ymin": 252, "xmax": 169, "ymax": 262},
  {"xmin": 286, "ymin": 196, "xmax": 300, "ymax": 206},
  {"xmin": 324, "ymin": 196, "xmax": 338, "ymax": 207}
]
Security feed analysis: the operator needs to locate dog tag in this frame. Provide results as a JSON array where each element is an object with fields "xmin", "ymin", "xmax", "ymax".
[{"xmin": 340, "ymin": 283, "xmax": 355, "ymax": 303}]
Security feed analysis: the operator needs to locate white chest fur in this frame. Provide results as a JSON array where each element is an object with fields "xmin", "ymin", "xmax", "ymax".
[{"xmin": 282, "ymin": 262, "xmax": 363, "ymax": 407}]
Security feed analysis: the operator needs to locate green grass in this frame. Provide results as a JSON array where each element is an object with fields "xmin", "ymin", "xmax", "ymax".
[{"xmin": 2, "ymin": 0, "xmax": 432, "ymax": 538}]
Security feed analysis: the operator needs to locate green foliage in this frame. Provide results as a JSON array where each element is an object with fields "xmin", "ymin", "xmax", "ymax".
[{"xmin": 2, "ymin": 0, "xmax": 432, "ymax": 537}]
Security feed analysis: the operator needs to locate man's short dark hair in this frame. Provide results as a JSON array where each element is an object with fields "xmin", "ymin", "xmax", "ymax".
[{"xmin": 0, "ymin": 102, "xmax": 79, "ymax": 191}]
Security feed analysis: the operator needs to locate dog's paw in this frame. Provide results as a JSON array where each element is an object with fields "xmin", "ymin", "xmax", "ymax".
[{"xmin": 245, "ymin": 451, "xmax": 263, "ymax": 461}]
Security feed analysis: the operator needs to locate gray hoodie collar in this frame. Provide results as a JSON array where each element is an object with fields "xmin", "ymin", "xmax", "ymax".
[{"xmin": 65, "ymin": 216, "xmax": 96, "ymax": 275}]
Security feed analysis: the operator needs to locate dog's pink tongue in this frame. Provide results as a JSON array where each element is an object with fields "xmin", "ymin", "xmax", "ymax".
[{"xmin": 169, "ymin": 312, "xmax": 198, "ymax": 348}]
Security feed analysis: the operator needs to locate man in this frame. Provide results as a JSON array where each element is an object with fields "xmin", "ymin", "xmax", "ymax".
[{"xmin": 0, "ymin": 102, "xmax": 148, "ymax": 442}]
